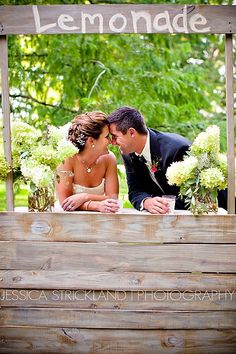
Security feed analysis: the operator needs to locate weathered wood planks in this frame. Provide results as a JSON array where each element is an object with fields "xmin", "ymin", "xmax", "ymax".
[
  {"xmin": 1, "ymin": 212, "xmax": 236, "ymax": 243},
  {"xmin": 0, "ymin": 328, "xmax": 236, "ymax": 354},
  {"xmin": 1, "ymin": 241, "xmax": 236, "ymax": 272},
  {"xmin": 0, "ymin": 212, "xmax": 236, "ymax": 352},
  {"xmin": 1, "ymin": 308, "xmax": 236, "ymax": 329},
  {"xmin": 0, "ymin": 271, "xmax": 235, "ymax": 291}
]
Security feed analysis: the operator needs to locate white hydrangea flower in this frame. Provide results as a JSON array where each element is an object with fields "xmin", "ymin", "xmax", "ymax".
[
  {"xmin": 200, "ymin": 167, "xmax": 225, "ymax": 189},
  {"xmin": 21, "ymin": 158, "xmax": 54, "ymax": 188},
  {"xmin": 57, "ymin": 139, "xmax": 78, "ymax": 162},
  {"xmin": 12, "ymin": 121, "xmax": 41, "ymax": 147},
  {"xmin": 190, "ymin": 125, "xmax": 220, "ymax": 155},
  {"xmin": 216, "ymin": 153, "xmax": 228, "ymax": 176},
  {"xmin": 31, "ymin": 166, "xmax": 54, "ymax": 188},
  {"xmin": 166, "ymin": 156, "xmax": 198, "ymax": 186},
  {"xmin": 9, "ymin": 120, "xmax": 80, "ymax": 194},
  {"xmin": 12, "ymin": 120, "xmax": 41, "ymax": 169},
  {"xmin": 48, "ymin": 123, "xmax": 71, "ymax": 146},
  {"xmin": 31, "ymin": 145, "xmax": 59, "ymax": 170}
]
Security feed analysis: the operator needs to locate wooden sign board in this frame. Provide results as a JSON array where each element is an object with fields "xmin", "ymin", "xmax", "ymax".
[{"xmin": 0, "ymin": 5, "xmax": 235, "ymax": 35}]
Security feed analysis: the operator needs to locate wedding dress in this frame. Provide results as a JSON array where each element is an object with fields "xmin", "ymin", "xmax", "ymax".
[{"xmin": 72, "ymin": 179, "xmax": 105, "ymax": 195}]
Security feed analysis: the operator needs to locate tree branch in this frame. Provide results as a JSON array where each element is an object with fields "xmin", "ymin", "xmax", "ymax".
[{"xmin": 9, "ymin": 93, "xmax": 78, "ymax": 113}]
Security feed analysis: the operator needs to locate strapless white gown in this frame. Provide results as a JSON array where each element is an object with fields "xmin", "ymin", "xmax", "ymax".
[
  {"xmin": 55, "ymin": 179, "xmax": 105, "ymax": 211},
  {"xmin": 72, "ymin": 179, "xmax": 105, "ymax": 195}
]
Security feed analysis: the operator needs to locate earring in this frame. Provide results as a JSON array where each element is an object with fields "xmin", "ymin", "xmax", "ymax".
[{"xmin": 92, "ymin": 144, "xmax": 95, "ymax": 148}]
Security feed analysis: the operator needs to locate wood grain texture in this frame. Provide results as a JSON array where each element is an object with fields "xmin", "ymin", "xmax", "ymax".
[
  {"xmin": 225, "ymin": 34, "xmax": 235, "ymax": 213},
  {"xmin": 1, "ymin": 270, "xmax": 236, "ymax": 291},
  {"xmin": 1, "ymin": 289, "xmax": 235, "ymax": 311},
  {"xmin": 0, "ymin": 5, "xmax": 235, "ymax": 35},
  {"xmin": 0, "ymin": 37, "xmax": 14, "ymax": 211},
  {"xmin": 1, "ymin": 241, "xmax": 236, "ymax": 273},
  {"xmin": 1, "ymin": 308, "xmax": 236, "ymax": 329},
  {"xmin": 1, "ymin": 213, "xmax": 236, "ymax": 351},
  {"xmin": 1, "ymin": 212, "xmax": 236, "ymax": 243},
  {"xmin": 0, "ymin": 328, "xmax": 236, "ymax": 354}
]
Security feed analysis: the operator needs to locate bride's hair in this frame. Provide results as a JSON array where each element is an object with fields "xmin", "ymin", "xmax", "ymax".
[{"xmin": 68, "ymin": 111, "xmax": 108, "ymax": 151}]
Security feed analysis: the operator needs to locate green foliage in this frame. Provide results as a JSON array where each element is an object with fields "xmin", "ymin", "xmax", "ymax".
[{"xmin": 2, "ymin": 0, "xmax": 234, "ymax": 153}]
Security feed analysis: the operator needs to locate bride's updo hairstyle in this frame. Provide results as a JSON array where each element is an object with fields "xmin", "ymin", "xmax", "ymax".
[{"xmin": 68, "ymin": 111, "xmax": 108, "ymax": 152}]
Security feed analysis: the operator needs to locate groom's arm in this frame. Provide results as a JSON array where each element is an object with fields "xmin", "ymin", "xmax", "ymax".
[{"xmin": 122, "ymin": 154, "xmax": 151, "ymax": 210}]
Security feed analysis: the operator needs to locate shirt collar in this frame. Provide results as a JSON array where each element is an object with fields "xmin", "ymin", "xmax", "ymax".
[{"xmin": 135, "ymin": 131, "xmax": 151, "ymax": 164}]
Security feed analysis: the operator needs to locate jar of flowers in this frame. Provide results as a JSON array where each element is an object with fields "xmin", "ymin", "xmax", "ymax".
[
  {"xmin": 0, "ymin": 120, "xmax": 78, "ymax": 212},
  {"xmin": 166, "ymin": 125, "xmax": 229, "ymax": 215}
]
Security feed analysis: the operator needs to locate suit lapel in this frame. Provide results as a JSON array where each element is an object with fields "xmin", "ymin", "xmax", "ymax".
[
  {"xmin": 148, "ymin": 129, "xmax": 165, "ymax": 192},
  {"xmin": 149, "ymin": 129, "xmax": 161, "ymax": 166},
  {"xmin": 128, "ymin": 132, "xmax": 164, "ymax": 189}
]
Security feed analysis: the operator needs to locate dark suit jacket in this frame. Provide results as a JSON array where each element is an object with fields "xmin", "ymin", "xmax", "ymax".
[{"xmin": 122, "ymin": 128, "xmax": 191, "ymax": 210}]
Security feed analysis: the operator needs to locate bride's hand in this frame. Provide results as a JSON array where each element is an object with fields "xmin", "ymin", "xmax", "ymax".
[
  {"xmin": 98, "ymin": 199, "xmax": 119, "ymax": 213},
  {"xmin": 62, "ymin": 193, "xmax": 87, "ymax": 211}
]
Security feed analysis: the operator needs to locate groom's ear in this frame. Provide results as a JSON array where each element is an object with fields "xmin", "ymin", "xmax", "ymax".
[{"xmin": 128, "ymin": 128, "xmax": 136, "ymax": 138}]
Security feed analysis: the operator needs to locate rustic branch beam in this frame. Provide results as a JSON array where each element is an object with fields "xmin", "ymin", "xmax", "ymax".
[
  {"xmin": 225, "ymin": 34, "xmax": 235, "ymax": 214},
  {"xmin": 0, "ymin": 36, "xmax": 14, "ymax": 211}
]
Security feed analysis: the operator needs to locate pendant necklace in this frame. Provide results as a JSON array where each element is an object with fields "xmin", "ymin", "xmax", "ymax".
[{"xmin": 82, "ymin": 159, "xmax": 96, "ymax": 173}]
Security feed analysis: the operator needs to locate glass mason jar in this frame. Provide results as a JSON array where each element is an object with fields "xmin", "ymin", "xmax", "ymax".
[
  {"xmin": 193, "ymin": 190, "xmax": 218, "ymax": 215},
  {"xmin": 28, "ymin": 187, "xmax": 54, "ymax": 212}
]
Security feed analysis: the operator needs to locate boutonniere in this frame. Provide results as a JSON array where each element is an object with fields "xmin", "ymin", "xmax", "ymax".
[{"xmin": 150, "ymin": 157, "xmax": 162, "ymax": 173}]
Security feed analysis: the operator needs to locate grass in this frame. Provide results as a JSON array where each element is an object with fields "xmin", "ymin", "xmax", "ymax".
[
  {"xmin": 0, "ymin": 165, "xmax": 132, "ymax": 211},
  {"xmin": 0, "ymin": 183, "xmax": 29, "ymax": 211}
]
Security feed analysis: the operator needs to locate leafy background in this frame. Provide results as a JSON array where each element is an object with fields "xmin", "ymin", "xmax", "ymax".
[
  {"xmin": 1, "ymin": 1, "xmax": 235, "ymax": 148},
  {"xmin": 0, "ymin": 0, "xmax": 235, "ymax": 208}
]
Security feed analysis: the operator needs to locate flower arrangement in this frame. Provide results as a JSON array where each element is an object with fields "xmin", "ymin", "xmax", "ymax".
[
  {"xmin": 0, "ymin": 120, "xmax": 78, "ymax": 210},
  {"xmin": 166, "ymin": 125, "xmax": 229, "ymax": 215}
]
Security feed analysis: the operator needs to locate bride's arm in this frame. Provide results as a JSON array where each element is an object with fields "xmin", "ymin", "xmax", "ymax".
[
  {"xmin": 55, "ymin": 157, "xmax": 74, "ymax": 206},
  {"xmin": 104, "ymin": 152, "xmax": 119, "ymax": 197}
]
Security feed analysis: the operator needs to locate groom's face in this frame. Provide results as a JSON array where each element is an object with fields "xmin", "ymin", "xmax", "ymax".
[{"xmin": 109, "ymin": 123, "xmax": 135, "ymax": 154}]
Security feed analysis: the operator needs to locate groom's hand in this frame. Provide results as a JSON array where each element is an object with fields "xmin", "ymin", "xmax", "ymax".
[{"xmin": 143, "ymin": 197, "xmax": 169, "ymax": 214}]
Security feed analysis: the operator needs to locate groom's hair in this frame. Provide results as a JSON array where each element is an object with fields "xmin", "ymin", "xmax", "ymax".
[{"xmin": 107, "ymin": 106, "xmax": 147, "ymax": 135}]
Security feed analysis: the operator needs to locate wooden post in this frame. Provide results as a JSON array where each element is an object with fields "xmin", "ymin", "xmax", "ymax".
[
  {"xmin": 225, "ymin": 34, "xmax": 235, "ymax": 214},
  {"xmin": 0, "ymin": 35, "xmax": 14, "ymax": 210}
]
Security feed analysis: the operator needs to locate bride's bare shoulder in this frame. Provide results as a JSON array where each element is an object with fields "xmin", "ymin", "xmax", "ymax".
[
  {"xmin": 99, "ymin": 151, "xmax": 117, "ymax": 165},
  {"xmin": 59, "ymin": 154, "xmax": 76, "ymax": 169}
]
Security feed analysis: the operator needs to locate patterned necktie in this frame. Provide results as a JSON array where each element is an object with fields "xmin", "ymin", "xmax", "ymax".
[{"xmin": 138, "ymin": 155, "xmax": 147, "ymax": 163}]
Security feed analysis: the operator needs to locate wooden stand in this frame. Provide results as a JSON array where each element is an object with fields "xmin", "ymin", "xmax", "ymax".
[{"xmin": 0, "ymin": 211, "xmax": 235, "ymax": 352}]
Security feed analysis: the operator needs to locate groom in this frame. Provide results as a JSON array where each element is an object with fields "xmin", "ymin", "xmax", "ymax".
[{"xmin": 108, "ymin": 106, "xmax": 191, "ymax": 214}]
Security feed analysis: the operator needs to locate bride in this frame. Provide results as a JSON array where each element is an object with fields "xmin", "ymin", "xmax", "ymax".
[{"xmin": 56, "ymin": 111, "xmax": 119, "ymax": 212}]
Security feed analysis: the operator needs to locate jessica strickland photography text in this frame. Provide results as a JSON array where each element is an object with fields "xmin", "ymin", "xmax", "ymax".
[{"xmin": 0, "ymin": 289, "xmax": 235, "ymax": 303}]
